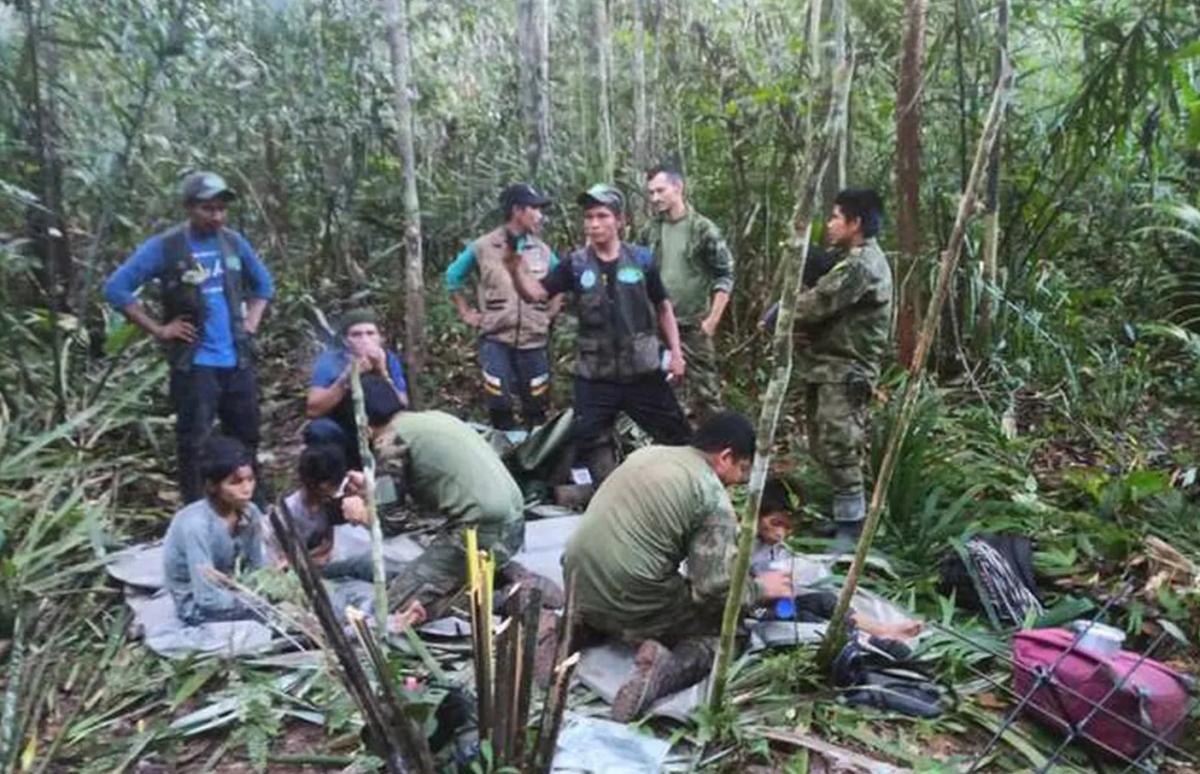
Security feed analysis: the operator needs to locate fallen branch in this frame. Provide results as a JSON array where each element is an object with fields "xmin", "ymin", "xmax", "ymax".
[
  {"xmin": 816, "ymin": 61, "xmax": 1014, "ymax": 669},
  {"xmin": 760, "ymin": 728, "xmax": 908, "ymax": 774}
]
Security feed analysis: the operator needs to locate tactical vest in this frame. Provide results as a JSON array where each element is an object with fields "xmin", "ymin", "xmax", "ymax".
[
  {"xmin": 570, "ymin": 244, "xmax": 662, "ymax": 382},
  {"xmin": 474, "ymin": 227, "xmax": 553, "ymax": 349},
  {"xmin": 159, "ymin": 223, "xmax": 250, "ymax": 371}
]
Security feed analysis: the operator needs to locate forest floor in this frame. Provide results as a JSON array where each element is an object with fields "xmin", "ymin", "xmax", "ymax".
[{"xmin": 5, "ymin": 297, "xmax": 1200, "ymax": 773}]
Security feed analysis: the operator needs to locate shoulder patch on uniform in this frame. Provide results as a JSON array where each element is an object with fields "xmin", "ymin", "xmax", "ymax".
[{"xmin": 580, "ymin": 268, "xmax": 597, "ymax": 289}]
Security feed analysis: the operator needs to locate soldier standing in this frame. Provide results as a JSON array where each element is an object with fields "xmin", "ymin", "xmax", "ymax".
[
  {"xmin": 794, "ymin": 189, "xmax": 892, "ymax": 546},
  {"xmin": 639, "ymin": 163, "xmax": 735, "ymax": 422},
  {"xmin": 446, "ymin": 184, "xmax": 559, "ymax": 429},
  {"xmin": 506, "ymin": 184, "xmax": 691, "ymax": 486}
]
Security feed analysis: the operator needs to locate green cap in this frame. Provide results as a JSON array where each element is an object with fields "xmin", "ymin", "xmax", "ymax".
[
  {"xmin": 179, "ymin": 171, "xmax": 235, "ymax": 204},
  {"xmin": 576, "ymin": 183, "xmax": 624, "ymax": 214},
  {"xmin": 339, "ymin": 307, "xmax": 379, "ymax": 334}
]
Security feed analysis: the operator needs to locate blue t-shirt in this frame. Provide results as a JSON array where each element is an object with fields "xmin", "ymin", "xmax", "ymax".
[
  {"xmin": 104, "ymin": 227, "xmax": 274, "ymax": 368},
  {"xmin": 311, "ymin": 348, "xmax": 408, "ymax": 395}
]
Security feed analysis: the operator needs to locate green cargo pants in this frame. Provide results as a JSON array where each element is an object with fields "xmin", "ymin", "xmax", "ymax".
[
  {"xmin": 386, "ymin": 517, "xmax": 524, "ymax": 620},
  {"xmin": 676, "ymin": 324, "xmax": 723, "ymax": 423},
  {"xmin": 804, "ymin": 379, "xmax": 870, "ymax": 497}
]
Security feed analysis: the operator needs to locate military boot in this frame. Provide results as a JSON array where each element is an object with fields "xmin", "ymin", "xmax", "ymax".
[
  {"xmin": 611, "ymin": 638, "xmax": 715, "ymax": 722},
  {"xmin": 832, "ymin": 491, "xmax": 866, "ymax": 552},
  {"xmin": 497, "ymin": 561, "xmax": 565, "ymax": 610}
]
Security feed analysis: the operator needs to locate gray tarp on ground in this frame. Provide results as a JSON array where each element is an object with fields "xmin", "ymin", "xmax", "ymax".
[{"xmin": 551, "ymin": 714, "xmax": 672, "ymax": 773}]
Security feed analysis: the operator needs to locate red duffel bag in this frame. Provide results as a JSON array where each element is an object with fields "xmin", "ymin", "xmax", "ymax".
[{"xmin": 1011, "ymin": 628, "xmax": 1192, "ymax": 761}]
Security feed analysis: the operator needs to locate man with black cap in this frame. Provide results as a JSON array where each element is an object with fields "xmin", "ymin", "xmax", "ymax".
[
  {"xmin": 506, "ymin": 184, "xmax": 691, "ymax": 487},
  {"xmin": 445, "ymin": 183, "xmax": 560, "ymax": 429},
  {"xmin": 304, "ymin": 307, "xmax": 409, "ymax": 465},
  {"xmin": 105, "ymin": 171, "xmax": 274, "ymax": 504}
]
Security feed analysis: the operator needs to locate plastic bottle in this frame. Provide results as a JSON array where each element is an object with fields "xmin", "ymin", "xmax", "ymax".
[{"xmin": 774, "ymin": 597, "xmax": 796, "ymax": 620}]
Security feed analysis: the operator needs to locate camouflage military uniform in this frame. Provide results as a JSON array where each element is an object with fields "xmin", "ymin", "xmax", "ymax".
[
  {"xmin": 794, "ymin": 238, "xmax": 893, "ymax": 523},
  {"xmin": 638, "ymin": 208, "xmax": 734, "ymax": 423},
  {"xmin": 562, "ymin": 445, "xmax": 758, "ymax": 643},
  {"xmin": 373, "ymin": 411, "xmax": 525, "ymax": 619}
]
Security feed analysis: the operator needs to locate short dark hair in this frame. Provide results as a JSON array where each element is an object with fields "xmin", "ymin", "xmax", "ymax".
[
  {"xmin": 692, "ymin": 412, "xmax": 756, "ymax": 460},
  {"xmin": 645, "ymin": 161, "xmax": 684, "ymax": 184},
  {"xmin": 834, "ymin": 188, "xmax": 884, "ymax": 238},
  {"xmin": 199, "ymin": 435, "xmax": 253, "ymax": 485},
  {"xmin": 760, "ymin": 477, "xmax": 794, "ymax": 519},
  {"xmin": 299, "ymin": 444, "xmax": 348, "ymax": 490}
]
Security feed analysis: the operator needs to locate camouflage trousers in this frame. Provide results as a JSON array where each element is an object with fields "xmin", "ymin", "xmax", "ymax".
[
  {"xmin": 675, "ymin": 324, "xmax": 723, "ymax": 423},
  {"xmin": 386, "ymin": 516, "xmax": 524, "ymax": 620},
  {"xmin": 573, "ymin": 572, "xmax": 723, "ymax": 646},
  {"xmin": 803, "ymin": 379, "xmax": 870, "ymax": 497}
]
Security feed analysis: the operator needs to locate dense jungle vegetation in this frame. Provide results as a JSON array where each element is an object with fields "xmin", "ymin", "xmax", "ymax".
[{"xmin": 1, "ymin": 0, "xmax": 1199, "ymax": 770}]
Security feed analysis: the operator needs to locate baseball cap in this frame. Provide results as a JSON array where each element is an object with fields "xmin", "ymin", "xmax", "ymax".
[
  {"xmin": 500, "ymin": 183, "xmax": 552, "ymax": 210},
  {"xmin": 179, "ymin": 171, "xmax": 235, "ymax": 204},
  {"xmin": 576, "ymin": 183, "xmax": 624, "ymax": 214}
]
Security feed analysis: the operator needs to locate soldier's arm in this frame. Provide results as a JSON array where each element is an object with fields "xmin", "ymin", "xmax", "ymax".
[
  {"xmin": 793, "ymin": 259, "xmax": 875, "ymax": 326},
  {"xmin": 700, "ymin": 223, "xmax": 735, "ymax": 333},
  {"xmin": 686, "ymin": 509, "xmax": 739, "ymax": 606}
]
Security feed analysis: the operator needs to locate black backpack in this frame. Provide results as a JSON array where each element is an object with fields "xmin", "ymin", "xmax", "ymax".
[{"xmin": 939, "ymin": 533, "xmax": 1042, "ymax": 629}]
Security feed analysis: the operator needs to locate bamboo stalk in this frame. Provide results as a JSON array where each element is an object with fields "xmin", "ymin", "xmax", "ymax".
[
  {"xmin": 709, "ymin": 56, "xmax": 855, "ymax": 711},
  {"xmin": 0, "ymin": 606, "xmax": 27, "ymax": 772},
  {"xmin": 271, "ymin": 501, "xmax": 433, "ymax": 773},
  {"xmin": 348, "ymin": 360, "xmax": 389, "ymax": 635},
  {"xmin": 513, "ymin": 586, "xmax": 543, "ymax": 765},
  {"xmin": 816, "ymin": 64, "xmax": 1014, "ymax": 670},
  {"xmin": 532, "ymin": 652, "xmax": 581, "ymax": 774},
  {"xmin": 493, "ymin": 617, "xmax": 517, "ymax": 763}
]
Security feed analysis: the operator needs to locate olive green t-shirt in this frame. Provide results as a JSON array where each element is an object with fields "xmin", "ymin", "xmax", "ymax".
[
  {"xmin": 563, "ymin": 445, "xmax": 742, "ymax": 625},
  {"xmin": 374, "ymin": 410, "xmax": 523, "ymax": 529},
  {"xmin": 658, "ymin": 217, "xmax": 709, "ymax": 323}
]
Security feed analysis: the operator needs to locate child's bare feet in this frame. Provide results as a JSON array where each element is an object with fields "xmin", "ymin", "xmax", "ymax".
[{"xmin": 388, "ymin": 600, "xmax": 427, "ymax": 633}]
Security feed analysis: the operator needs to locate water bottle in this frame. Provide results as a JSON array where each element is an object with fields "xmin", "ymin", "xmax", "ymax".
[{"xmin": 774, "ymin": 597, "xmax": 796, "ymax": 620}]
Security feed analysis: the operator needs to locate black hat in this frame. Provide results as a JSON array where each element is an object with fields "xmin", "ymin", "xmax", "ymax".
[
  {"xmin": 576, "ymin": 183, "xmax": 624, "ymax": 214},
  {"xmin": 500, "ymin": 183, "xmax": 552, "ymax": 211},
  {"xmin": 179, "ymin": 171, "xmax": 235, "ymax": 205}
]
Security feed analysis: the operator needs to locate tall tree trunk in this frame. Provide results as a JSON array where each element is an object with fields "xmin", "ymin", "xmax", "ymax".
[
  {"xmin": 590, "ymin": 0, "xmax": 614, "ymax": 180},
  {"xmin": 821, "ymin": 0, "xmax": 849, "ymax": 207},
  {"xmin": 894, "ymin": 0, "xmax": 926, "ymax": 368},
  {"xmin": 518, "ymin": 0, "xmax": 551, "ymax": 179},
  {"xmin": 632, "ymin": 0, "xmax": 649, "ymax": 176},
  {"xmin": 976, "ymin": 0, "xmax": 1009, "ymax": 349},
  {"xmin": 381, "ymin": 0, "xmax": 426, "ymax": 401},
  {"xmin": 21, "ymin": 0, "xmax": 71, "ymax": 420},
  {"xmin": 647, "ymin": 0, "xmax": 662, "ymax": 163}
]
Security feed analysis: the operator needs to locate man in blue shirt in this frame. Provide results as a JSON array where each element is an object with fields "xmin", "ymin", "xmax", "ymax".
[
  {"xmin": 304, "ymin": 308, "xmax": 408, "ymax": 465},
  {"xmin": 104, "ymin": 171, "xmax": 275, "ymax": 504},
  {"xmin": 446, "ymin": 183, "xmax": 560, "ymax": 430}
]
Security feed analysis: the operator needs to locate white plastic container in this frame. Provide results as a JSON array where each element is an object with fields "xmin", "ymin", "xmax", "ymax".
[{"xmin": 1069, "ymin": 620, "xmax": 1126, "ymax": 657}]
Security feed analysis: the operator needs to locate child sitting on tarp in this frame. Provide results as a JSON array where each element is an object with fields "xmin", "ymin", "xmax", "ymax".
[
  {"xmin": 163, "ymin": 436, "xmax": 266, "ymax": 625},
  {"xmin": 751, "ymin": 477, "xmax": 921, "ymax": 641}
]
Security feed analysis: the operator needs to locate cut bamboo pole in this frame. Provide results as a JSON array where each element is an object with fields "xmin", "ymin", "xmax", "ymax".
[
  {"xmin": 270, "ymin": 501, "xmax": 433, "ymax": 773},
  {"xmin": 708, "ymin": 55, "xmax": 855, "ymax": 711},
  {"xmin": 816, "ymin": 64, "xmax": 1014, "ymax": 670},
  {"xmin": 532, "ymin": 652, "xmax": 581, "ymax": 774},
  {"xmin": 348, "ymin": 361, "xmax": 389, "ymax": 635}
]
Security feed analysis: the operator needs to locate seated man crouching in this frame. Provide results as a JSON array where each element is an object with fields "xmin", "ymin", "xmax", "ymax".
[
  {"xmin": 305, "ymin": 308, "xmax": 409, "ymax": 467},
  {"xmin": 562, "ymin": 412, "xmax": 793, "ymax": 721},
  {"xmin": 163, "ymin": 436, "xmax": 265, "ymax": 625},
  {"xmin": 357, "ymin": 382, "xmax": 561, "ymax": 629}
]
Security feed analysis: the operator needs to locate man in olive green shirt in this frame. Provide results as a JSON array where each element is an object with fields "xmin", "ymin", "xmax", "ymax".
[
  {"xmin": 363, "ymin": 396, "xmax": 552, "ymax": 622},
  {"xmin": 795, "ymin": 189, "xmax": 893, "ymax": 547},
  {"xmin": 639, "ymin": 163, "xmax": 735, "ymax": 422},
  {"xmin": 563, "ymin": 413, "xmax": 792, "ymax": 721}
]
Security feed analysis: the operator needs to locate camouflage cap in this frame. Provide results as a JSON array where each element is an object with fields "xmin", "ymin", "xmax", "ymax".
[
  {"xmin": 179, "ymin": 171, "xmax": 235, "ymax": 205},
  {"xmin": 576, "ymin": 183, "xmax": 624, "ymax": 214}
]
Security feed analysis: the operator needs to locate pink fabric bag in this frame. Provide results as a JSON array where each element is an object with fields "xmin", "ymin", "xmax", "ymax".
[{"xmin": 1012, "ymin": 628, "xmax": 1191, "ymax": 760}]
